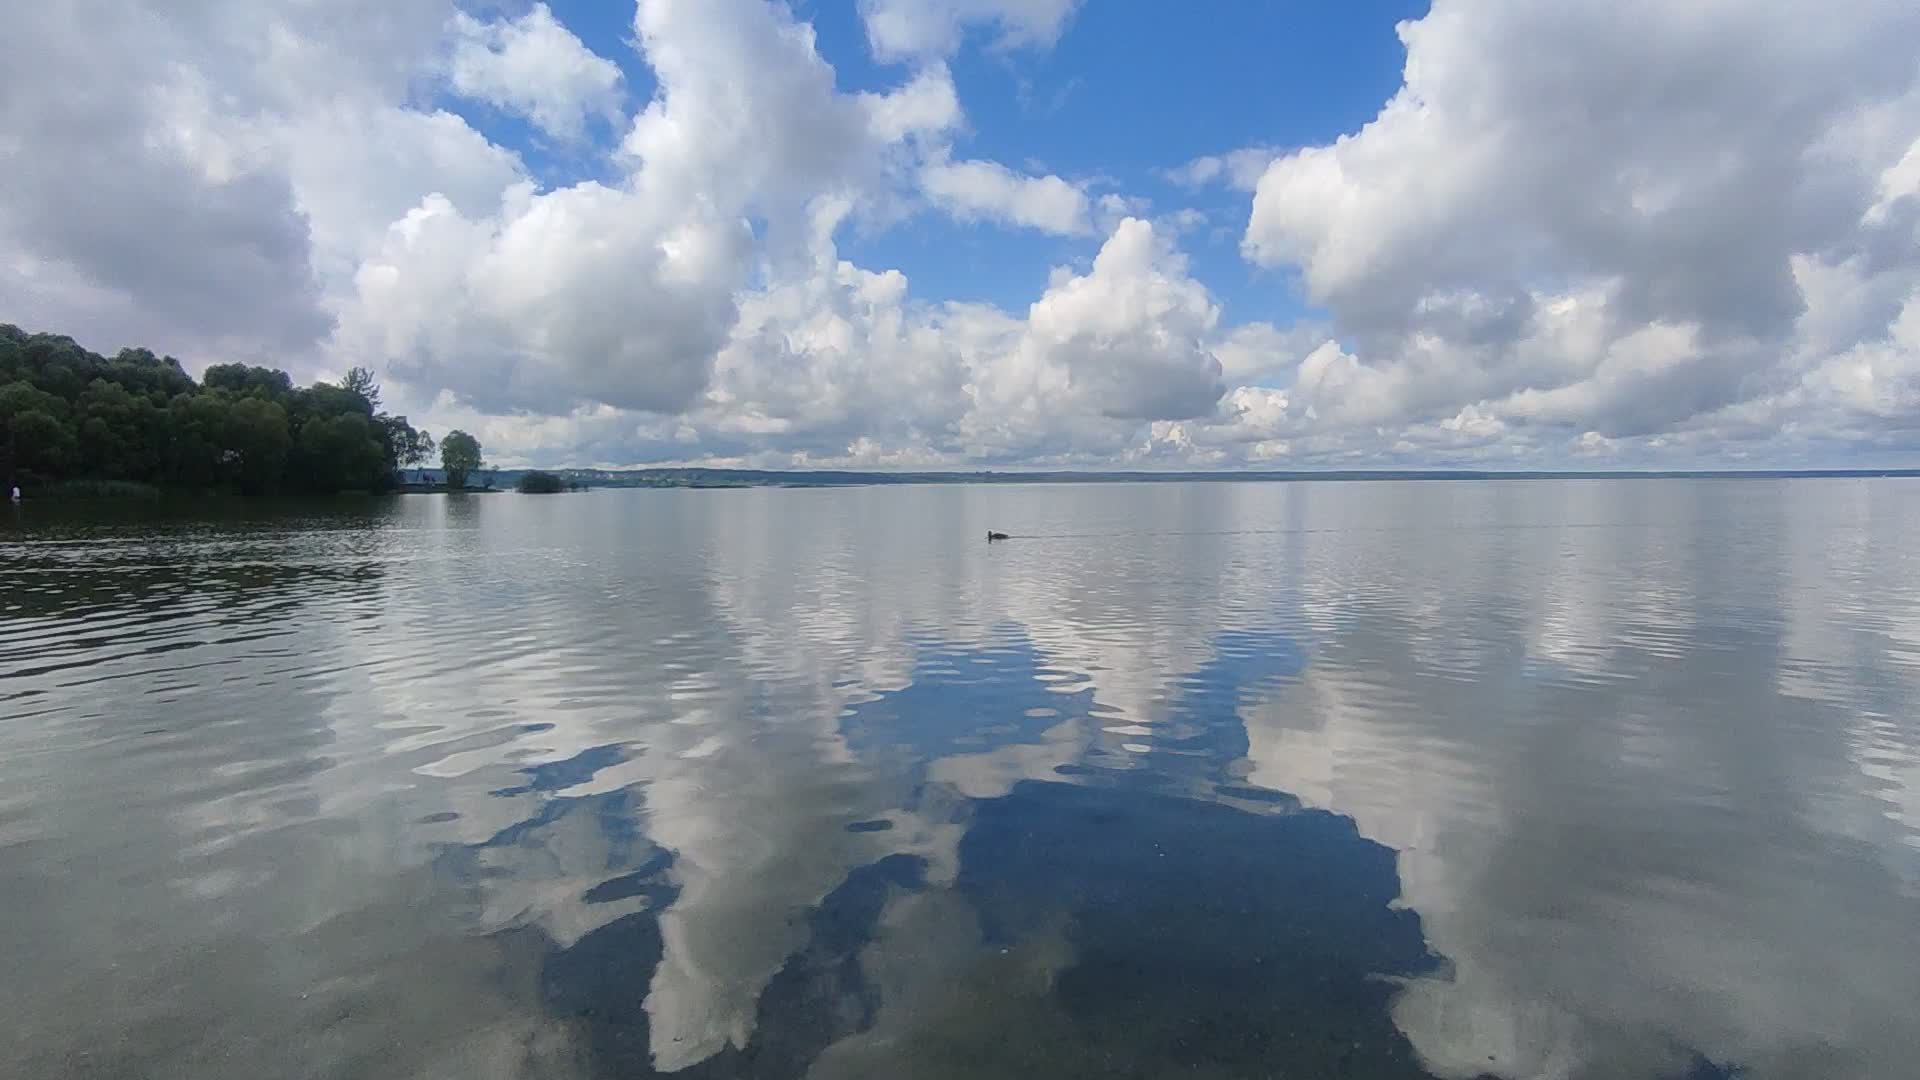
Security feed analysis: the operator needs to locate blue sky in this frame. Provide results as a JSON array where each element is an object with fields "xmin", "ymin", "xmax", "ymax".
[
  {"xmin": 5, "ymin": 0, "xmax": 1919, "ymax": 469},
  {"xmin": 476, "ymin": 1, "xmax": 1425, "ymax": 322}
]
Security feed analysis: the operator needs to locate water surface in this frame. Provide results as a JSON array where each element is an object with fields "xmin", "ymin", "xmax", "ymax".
[{"xmin": 3, "ymin": 481, "xmax": 1918, "ymax": 1079}]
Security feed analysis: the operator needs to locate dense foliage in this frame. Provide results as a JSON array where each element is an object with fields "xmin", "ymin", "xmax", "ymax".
[
  {"xmin": 516, "ymin": 470, "xmax": 567, "ymax": 493},
  {"xmin": 1, "ymin": 324, "xmax": 429, "ymax": 495},
  {"xmin": 440, "ymin": 429, "xmax": 482, "ymax": 490}
]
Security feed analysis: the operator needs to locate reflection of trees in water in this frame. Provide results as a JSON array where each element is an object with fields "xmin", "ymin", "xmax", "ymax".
[
  {"xmin": 1, "ymin": 499, "xmax": 398, "ymax": 628},
  {"xmin": 0, "ymin": 507, "xmax": 445, "ymax": 1080}
]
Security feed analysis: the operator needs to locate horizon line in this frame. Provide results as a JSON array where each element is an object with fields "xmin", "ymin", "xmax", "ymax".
[{"xmin": 504, "ymin": 466, "xmax": 1920, "ymax": 480}]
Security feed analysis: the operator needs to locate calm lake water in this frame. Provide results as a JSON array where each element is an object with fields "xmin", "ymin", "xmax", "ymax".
[{"xmin": 3, "ymin": 480, "xmax": 1919, "ymax": 1079}]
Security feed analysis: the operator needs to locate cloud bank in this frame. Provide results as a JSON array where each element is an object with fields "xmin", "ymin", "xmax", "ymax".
[{"xmin": 3, "ymin": 0, "xmax": 1918, "ymax": 468}]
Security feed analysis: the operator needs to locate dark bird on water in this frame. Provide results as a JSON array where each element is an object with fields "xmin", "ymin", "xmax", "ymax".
[{"xmin": 986, "ymin": 531, "xmax": 1010, "ymax": 541}]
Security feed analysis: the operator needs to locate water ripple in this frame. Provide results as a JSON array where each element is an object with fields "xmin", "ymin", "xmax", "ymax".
[{"xmin": 3, "ymin": 481, "xmax": 1919, "ymax": 1079}]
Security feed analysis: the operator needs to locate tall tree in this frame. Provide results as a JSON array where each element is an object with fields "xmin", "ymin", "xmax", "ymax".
[
  {"xmin": 339, "ymin": 366, "xmax": 381, "ymax": 411},
  {"xmin": 2, "ymin": 380, "xmax": 75, "ymax": 486},
  {"xmin": 204, "ymin": 363, "xmax": 293, "ymax": 399},
  {"xmin": 440, "ymin": 429, "xmax": 481, "ymax": 489},
  {"xmin": 380, "ymin": 416, "xmax": 434, "ymax": 476},
  {"xmin": 409, "ymin": 429, "xmax": 437, "ymax": 472},
  {"xmin": 227, "ymin": 398, "xmax": 292, "ymax": 494},
  {"xmin": 294, "ymin": 412, "xmax": 387, "ymax": 492}
]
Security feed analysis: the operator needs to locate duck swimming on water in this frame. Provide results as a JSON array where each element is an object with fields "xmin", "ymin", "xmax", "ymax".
[{"xmin": 986, "ymin": 531, "xmax": 1010, "ymax": 541}]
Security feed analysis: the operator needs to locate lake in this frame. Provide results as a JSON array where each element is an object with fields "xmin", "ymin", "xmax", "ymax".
[{"xmin": 3, "ymin": 480, "xmax": 1918, "ymax": 1079}]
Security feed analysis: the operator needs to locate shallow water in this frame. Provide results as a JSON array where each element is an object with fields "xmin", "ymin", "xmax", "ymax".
[{"xmin": 3, "ymin": 480, "xmax": 1918, "ymax": 1079}]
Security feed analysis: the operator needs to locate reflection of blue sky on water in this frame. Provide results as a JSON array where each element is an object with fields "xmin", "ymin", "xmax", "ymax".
[
  {"xmin": 839, "ymin": 631, "xmax": 1081, "ymax": 766},
  {"xmin": 493, "ymin": 601, "xmax": 1766, "ymax": 1078},
  {"xmin": 502, "ymin": 620, "xmax": 1444, "ymax": 1078}
]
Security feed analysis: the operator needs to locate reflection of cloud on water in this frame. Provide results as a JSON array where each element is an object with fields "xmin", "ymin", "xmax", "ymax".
[
  {"xmin": 633, "ymin": 489, "xmax": 1333, "ymax": 1069},
  {"xmin": 521, "ymin": 854, "xmax": 932, "ymax": 1080},
  {"xmin": 0, "ymin": 519, "xmax": 597, "ymax": 1077},
  {"xmin": 809, "ymin": 780, "xmax": 1438, "ymax": 1079},
  {"xmin": 510, "ymin": 775, "xmax": 1440, "ymax": 1080},
  {"xmin": 448, "ymin": 781, "xmax": 674, "ymax": 949},
  {"xmin": 808, "ymin": 887, "xmax": 1077, "ymax": 1079},
  {"xmin": 846, "ymin": 635, "xmax": 1095, "ymax": 804},
  {"xmin": 1773, "ymin": 483, "xmax": 1920, "ymax": 859},
  {"xmin": 20, "ymin": 484, "xmax": 1920, "ymax": 1079},
  {"xmin": 639, "ymin": 744, "xmax": 903, "ymax": 1070},
  {"xmin": 1239, "ymin": 482, "xmax": 1920, "ymax": 1080},
  {"xmin": 332, "ymin": 486, "xmax": 1453, "ymax": 1075}
]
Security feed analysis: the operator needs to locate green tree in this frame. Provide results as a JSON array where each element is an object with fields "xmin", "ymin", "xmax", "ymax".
[
  {"xmin": 226, "ymin": 397, "xmax": 292, "ymax": 494},
  {"xmin": 163, "ymin": 392, "xmax": 234, "ymax": 490},
  {"xmin": 339, "ymin": 366, "xmax": 381, "ymax": 411},
  {"xmin": 293, "ymin": 412, "xmax": 388, "ymax": 493},
  {"xmin": 203, "ymin": 363, "xmax": 293, "ymax": 400},
  {"xmin": 109, "ymin": 348, "xmax": 194, "ymax": 399},
  {"xmin": 0, "ymin": 324, "xmax": 418, "ymax": 495},
  {"xmin": 79, "ymin": 378, "xmax": 177, "ymax": 482},
  {"xmin": 288, "ymin": 383, "xmax": 374, "ymax": 424},
  {"xmin": 406, "ymin": 428, "xmax": 436, "ymax": 471},
  {"xmin": 283, "ymin": 381, "xmax": 397, "ymax": 492},
  {"xmin": 0, "ymin": 326, "xmax": 24, "ymax": 384},
  {"xmin": 2, "ymin": 380, "xmax": 74, "ymax": 486},
  {"xmin": 375, "ymin": 414, "xmax": 432, "ymax": 480},
  {"xmin": 17, "ymin": 334, "xmax": 92, "ymax": 400},
  {"xmin": 517, "ymin": 469, "xmax": 565, "ymax": 493},
  {"xmin": 440, "ymin": 429, "xmax": 481, "ymax": 489},
  {"xmin": 10, "ymin": 411, "xmax": 73, "ymax": 479},
  {"xmin": 1, "ymin": 380, "xmax": 69, "ymax": 424}
]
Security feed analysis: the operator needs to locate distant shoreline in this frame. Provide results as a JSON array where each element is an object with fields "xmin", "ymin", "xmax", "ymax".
[
  {"xmin": 537, "ymin": 467, "xmax": 1920, "ymax": 490},
  {"xmin": 19, "ymin": 470, "xmax": 1914, "ymax": 503},
  {"xmin": 393, "ymin": 483, "xmax": 501, "ymax": 494}
]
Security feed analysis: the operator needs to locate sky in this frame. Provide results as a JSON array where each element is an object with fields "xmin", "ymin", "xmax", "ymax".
[{"xmin": 3, "ymin": 0, "xmax": 1919, "ymax": 470}]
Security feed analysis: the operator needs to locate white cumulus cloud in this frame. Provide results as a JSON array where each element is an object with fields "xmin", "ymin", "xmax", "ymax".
[
  {"xmin": 6, "ymin": 0, "xmax": 1920, "ymax": 471},
  {"xmin": 1237, "ymin": 0, "xmax": 1920, "ymax": 464},
  {"xmin": 446, "ymin": 3, "xmax": 625, "ymax": 141},
  {"xmin": 858, "ymin": 0, "xmax": 1081, "ymax": 61},
  {"xmin": 919, "ymin": 158, "xmax": 1092, "ymax": 235},
  {"xmin": 1162, "ymin": 146, "xmax": 1277, "ymax": 192}
]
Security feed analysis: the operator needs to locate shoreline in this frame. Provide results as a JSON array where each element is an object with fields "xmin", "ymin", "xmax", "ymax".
[
  {"xmin": 394, "ymin": 484, "xmax": 502, "ymax": 495},
  {"xmin": 545, "ymin": 467, "xmax": 1920, "ymax": 490},
  {"xmin": 13, "ymin": 469, "xmax": 1918, "ymax": 502}
]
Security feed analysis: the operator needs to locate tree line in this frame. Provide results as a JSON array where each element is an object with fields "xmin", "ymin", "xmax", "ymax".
[{"xmin": 1, "ymin": 323, "xmax": 483, "ymax": 496}]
